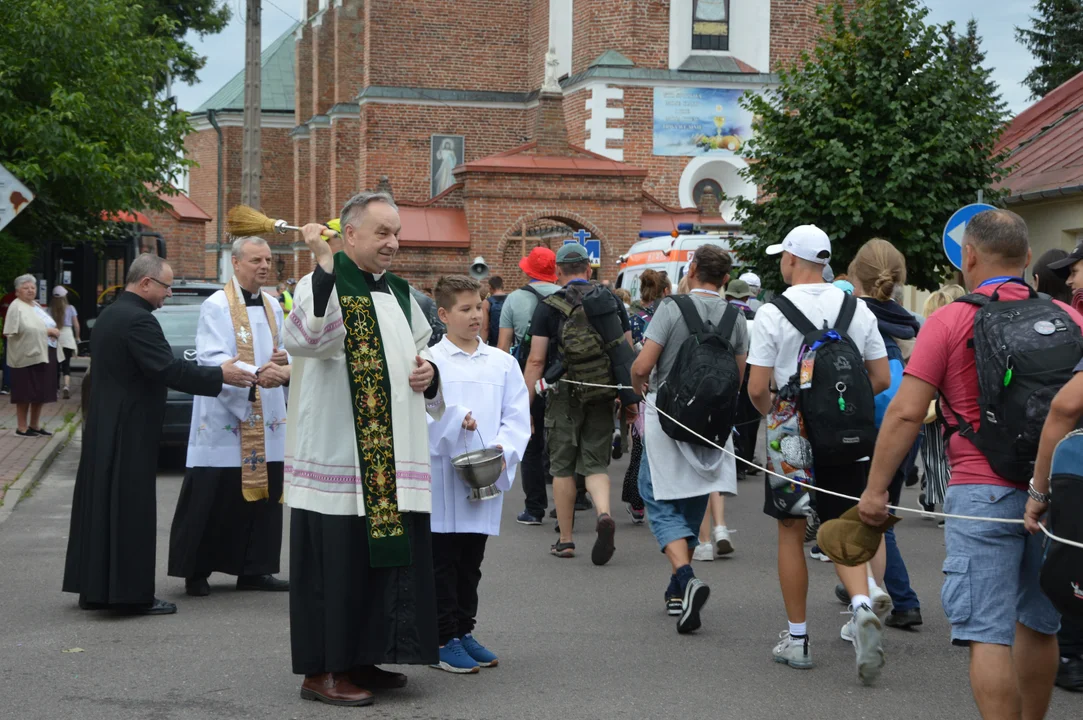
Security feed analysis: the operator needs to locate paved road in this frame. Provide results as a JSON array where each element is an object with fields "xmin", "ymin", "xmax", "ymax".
[{"xmin": 1, "ymin": 434, "xmax": 1079, "ymax": 720}]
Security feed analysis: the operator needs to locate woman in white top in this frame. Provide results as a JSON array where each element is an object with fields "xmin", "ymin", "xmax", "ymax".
[
  {"xmin": 2, "ymin": 275, "xmax": 60, "ymax": 437},
  {"xmin": 50, "ymin": 286, "xmax": 80, "ymax": 398}
]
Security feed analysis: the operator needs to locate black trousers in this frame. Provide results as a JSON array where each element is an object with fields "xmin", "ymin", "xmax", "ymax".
[
  {"xmin": 521, "ymin": 395, "xmax": 551, "ymax": 517},
  {"xmin": 1061, "ymin": 614, "xmax": 1083, "ymax": 657},
  {"xmin": 432, "ymin": 532, "xmax": 488, "ymax": 646}
]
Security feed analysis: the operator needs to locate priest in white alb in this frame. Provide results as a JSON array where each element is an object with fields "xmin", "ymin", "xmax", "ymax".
[
  {"xmin": 284, "ymin": 191, "xmax": 445, "ymax": 708},
  {"xmin": 168, "ymin": 236, "xmax": 291, "ymax": 597}
]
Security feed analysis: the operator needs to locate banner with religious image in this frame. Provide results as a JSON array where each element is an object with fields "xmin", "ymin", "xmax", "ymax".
[{"xmin": 652, "ymin": 87, "xmax": 754, "ymax": 157}]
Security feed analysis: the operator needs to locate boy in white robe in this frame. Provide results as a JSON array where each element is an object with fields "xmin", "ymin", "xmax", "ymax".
[{"xmin": 426, "ymin": 276, "xmax": 531, "ymax": 674}]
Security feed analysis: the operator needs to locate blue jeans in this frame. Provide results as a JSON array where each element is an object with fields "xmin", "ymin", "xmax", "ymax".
[
  {"xmin": 941, "ymin": 484, "xmax": 1060, "ymax": 646},
  {"xmin": 637, "ymin": 438, "xmax": 709, "ymax": 552},
  {"xmin": 884, "ymin": 524, "xmax": 919, "ymax": 611}
]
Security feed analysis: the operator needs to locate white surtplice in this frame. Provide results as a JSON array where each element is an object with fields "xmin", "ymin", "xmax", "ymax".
[
  {"xmin": 426, "ymin": 337, "xmax": 531, "ymax": 536},
  {"xmin": 186, "ymin": 279, "xmax": 288, "ymax": 468}
]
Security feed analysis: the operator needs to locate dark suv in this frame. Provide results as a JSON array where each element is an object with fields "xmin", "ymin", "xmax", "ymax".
[{"xmin": 154, "ymin": 304, "xmax": 203, "ymax": 447}]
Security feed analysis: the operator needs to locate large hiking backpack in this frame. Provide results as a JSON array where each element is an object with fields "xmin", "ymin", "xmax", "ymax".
[
  {"xmin": 486, "ymin": 294, "xmax": 506, "ymax": 346},
  {"xmin": 773, "ymin": 293, "xmax": 877, "ymax": 466},
  {"xmin": 545, "ymin": 283, "xmax": 618, "ymax": 404},
  {"xmin": 510, "ymin": 285, "xmax": 543, "ymax": 370},
  {"xmin": 941, "ymin": 281, "xmax": 1083, "ymax": 483},
  {"xmin": 656, "ymin": 294, "xmax": 742, "ymax": 448}
]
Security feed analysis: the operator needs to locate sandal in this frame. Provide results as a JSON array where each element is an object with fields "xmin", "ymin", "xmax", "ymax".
[{"xmin": 550, "ymin": 542, "xmax": 576, "ymax": 558}]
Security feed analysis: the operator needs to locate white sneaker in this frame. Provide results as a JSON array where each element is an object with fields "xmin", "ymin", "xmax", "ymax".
[
  {"xmin": 772, "ymin": 631, "xmax": 814, "ymax": 669},
  {"xmin": 712, "ymin": 525, "xmax": 734, "ymax": 556},
  {"xmin": 870, "ymin": 584, "xmax": 893, "ymax": 624},
  {"xmin": 852, "ymin": 604, "xmax": 886, "ymax": 685},
  {"xmin": 840, "ymin": 615, "xmax": 855, "ymax": 644},
  {"xmin": 692, "ymin": 542, "xmax": 714, "ymax": 562}
]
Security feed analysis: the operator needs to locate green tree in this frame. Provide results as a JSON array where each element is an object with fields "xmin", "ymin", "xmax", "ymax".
[
  {"xmin": 1017, "ymin": 0, "xmax": 1083, "ymax": 99},
  {"xmin": 0, "ymin": 0, "xmax": 197, "ymax": 254},
  {"xmin": 735, "ymin": 0, "xmax": 1009, "ymax": 291},
  {"xmin": 142, "ymin": 0, "xmax": 232, "ymax": 87}
]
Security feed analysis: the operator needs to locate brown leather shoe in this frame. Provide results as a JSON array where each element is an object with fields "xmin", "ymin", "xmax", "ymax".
[
  {"xmin": 349, "ymin": 665, "xmax": 408, "ymax": 690},
  {"xmin": 300, "ymin": 673, "xmax": 375, "ymax": 707}
]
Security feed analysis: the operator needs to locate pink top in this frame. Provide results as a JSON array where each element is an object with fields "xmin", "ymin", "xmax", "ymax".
[{"xmin": 904, "ymin": 281, "xmax": 1083, "ymax": 488}]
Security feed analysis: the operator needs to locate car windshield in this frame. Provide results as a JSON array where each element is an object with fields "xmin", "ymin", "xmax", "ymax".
[
  {"xmin": 165, "ymin": 290, "xmax": 218, "ymax": 306},
  {"xmin": 154, "ymin": 311, "xmax": 200, "ymax": 347}
]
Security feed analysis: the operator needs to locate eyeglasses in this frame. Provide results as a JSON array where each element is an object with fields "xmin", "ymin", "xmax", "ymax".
[{"xmin": 148, "ymin": 277, "xmax": 172, "ymax": 290}]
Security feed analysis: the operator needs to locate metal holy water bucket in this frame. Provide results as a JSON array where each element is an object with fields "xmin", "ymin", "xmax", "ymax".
[{"xmin": 451, "ymin": 447, "xmax": 504, "ymax": 501}]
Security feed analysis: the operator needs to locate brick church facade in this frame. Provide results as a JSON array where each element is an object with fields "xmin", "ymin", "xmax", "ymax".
[{"xmin": 181, "ymin": 1, "xmax": 847, "ymax": 289}]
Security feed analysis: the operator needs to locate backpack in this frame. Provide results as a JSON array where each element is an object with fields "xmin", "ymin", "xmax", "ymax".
[
  {"xmin": 486, "ymin": 294, "xmax": 506, "ymax": 346},
  {"xmin": 544, "ymin": 283, "xmax": 617, "ymax": 404},
  {"xmin": 510, "ymin": 285, "xmax": 543, "ymax": 370},
  {"xmin": 655, "ymin": 295, "xmax": 742, "ymax": 448},
  {"xmin": 772, "ymin": 293, "xmax": 877, "ymax": 466},
  {"xmin": 940, "ymin": 281, "xmax": 1083, "ymax": 483},
  {"xmin": 1041, "ymin": 429, "xmax": 1083, "ymax": 619}
]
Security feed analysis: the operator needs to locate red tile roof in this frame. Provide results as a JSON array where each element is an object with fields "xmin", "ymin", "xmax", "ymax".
[
  {"xmin": 456, "ymin": 142, "xmax": 649, "ymax": 177},
  {"xmin": 398, "ymin": 207, "xmax": 471, "ymax": 247},
  {"xmin": 996, "ymin": 71, "xmax": 1083, "ymax": 199},
  {"xmin": 162, "ymin": 191, "xmax": 212, "ymax": 222},
  {"xmin": 102, "ymin": 210, "xmax": 153, "ymax": 227}
]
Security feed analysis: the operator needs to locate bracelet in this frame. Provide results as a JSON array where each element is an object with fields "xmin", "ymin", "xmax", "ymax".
[{"xmin": 1027, "ymin": 479, "xmax": 1051, "ymax": 504}]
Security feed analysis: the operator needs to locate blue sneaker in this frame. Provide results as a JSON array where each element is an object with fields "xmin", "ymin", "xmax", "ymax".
[
  {"xmin": 516, "ymin": 510, "xmax": 543, "ymax": 526},
  {"xmin": 461, "ymin": 634, "xmax": 499, "ymax": 667},
  {"xmin": 431, "ymin": 638, "xmax": 480, "ymax": 674}
]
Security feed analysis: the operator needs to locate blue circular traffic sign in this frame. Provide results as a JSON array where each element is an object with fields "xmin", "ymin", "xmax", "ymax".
[{"xmin": 943, "ymin": 203, "xmax": 996, "ymax": 270}]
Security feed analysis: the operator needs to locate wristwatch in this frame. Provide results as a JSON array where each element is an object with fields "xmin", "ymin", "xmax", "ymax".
[{"xmin": 1027, "ymin": 479, "xmax": 1051, "ymax": 504}]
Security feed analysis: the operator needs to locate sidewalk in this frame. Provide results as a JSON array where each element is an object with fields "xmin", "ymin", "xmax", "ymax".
[{"xmin": 0, "ymin": 358, "xmax": 85, "ymax": 508}]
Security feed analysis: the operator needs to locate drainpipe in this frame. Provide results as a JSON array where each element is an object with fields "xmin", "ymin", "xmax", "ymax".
[{"xmin": 208, "ymin": 109, "xmax": 224, "ymax": 278}]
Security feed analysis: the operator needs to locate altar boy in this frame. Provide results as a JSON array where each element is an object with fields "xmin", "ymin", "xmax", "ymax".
[{"xmin": 427, "ymin": 275, "xmax": 531, "ymax": 674}]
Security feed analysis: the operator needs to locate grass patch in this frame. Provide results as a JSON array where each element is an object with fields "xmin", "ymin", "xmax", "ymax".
[{"xmin": 63, "ymin": 411, "xmax": 75, "ymax": 426}]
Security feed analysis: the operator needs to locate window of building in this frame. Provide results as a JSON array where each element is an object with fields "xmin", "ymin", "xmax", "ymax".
[{"xmin": 692, "ymin": 0, "xmax": 730, "ymax": 52}]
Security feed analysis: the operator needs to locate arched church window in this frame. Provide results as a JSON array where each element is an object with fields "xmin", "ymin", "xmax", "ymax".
[
  {"xmin": 693, "ymin": 179, "xmax": 724, "ymax": 215},
  {"xmin": 692, "ymin": 0, "xmax": 730, "ymax": 51}
]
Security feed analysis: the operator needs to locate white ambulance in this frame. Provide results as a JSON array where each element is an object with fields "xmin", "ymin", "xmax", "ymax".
[{"xmin": 615, "ymin": 223, "xmax": 751, "ymax": 302}]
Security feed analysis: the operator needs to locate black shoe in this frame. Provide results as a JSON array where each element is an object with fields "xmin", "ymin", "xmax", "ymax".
[
  {"xmin": 591, "ymin": 513, "xmax": 616, "ymax": 566},
  {"xmin": 185, "ymin": 577, "xmax": 210, "ymax": 597},
  {"xmin": 677, "ymin": 577, "xmax": 710, "ymax": 634},
  {"xmin": 745, "ymin": 465, "xmax": 761, "ymax": 476},
  {"xmin": 612, "ymin": 440, "xmax": 623, "ymax": 460},
  {"xmin": 1056, "ymin": 656, "xmax": 1083, "ymax": 692},
  {"xmin": 14, "ymin": 429, "xmax": 38, "ymax": 438},
  {"xmin": 237, "ymin": 574, "xmax": 289, "ymax": 591},
  {"xmin": 549, "ymin": 508, "xmax": 558, "ymax": 519},
  {"xmin": 574, "ymin": 495, "xmax": 593, "ymax": 511},
  {"xmin": 123, "ymin": 597, "xmax": 177, "ymax": 615},
  {"xmin": 835, "ymin": 582, "xmax": 850, "ymax": 605},
  {"xmin": 736, "ymin": 468, "xmax": 747, "ymax": 482},
  {"xmin": 885, "ymin": 608, "xmax": 923, "ymax": 629},
  {"xmin": 31, "ymin": 427, "xmax": 52, "ymax": 437}
]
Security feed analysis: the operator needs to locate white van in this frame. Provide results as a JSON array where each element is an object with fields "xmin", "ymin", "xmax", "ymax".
[{"xmin": 615, "ymin": 223, "xmax": 751, "ymax": 302}]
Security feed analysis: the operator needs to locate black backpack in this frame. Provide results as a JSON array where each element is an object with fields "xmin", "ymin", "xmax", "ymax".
[
  {"xmin": 486, "ymin": 294, "xmax": 506, "ymax": 346},
  {"xmin": 773, "ymin": 293, "xmax": 877, "ymax": 466},
  {"xmin": 511, "ymin": 285, "xmax": 543, "ymax": 370},
  {"xmin": 656, "ymin": 295, "xmax": 742, "ymax": 448},
  {"xmin": 940, "ymin": 280, "xmax": 1083, "ymax": 483},
  {"xmin": 1041, "ymin": 429, "xmax": 1083, "ymax": 619}
]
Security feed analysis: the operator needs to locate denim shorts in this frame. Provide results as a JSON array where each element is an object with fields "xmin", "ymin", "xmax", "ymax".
[
  {"xmin": 638, "ymin": 440, "xmax": 709, "ymax": 552},
  {"xmin": 941, "ymin": 484, "xmax": 1061, "ymax": 646}
]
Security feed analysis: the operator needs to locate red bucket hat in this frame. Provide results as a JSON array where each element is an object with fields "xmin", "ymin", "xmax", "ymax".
[{"xmin": 519, "ymin": 246, "xmax": 558, "ymax": 284}]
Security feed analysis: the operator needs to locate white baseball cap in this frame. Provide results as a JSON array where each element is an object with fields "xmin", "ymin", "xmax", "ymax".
[
  {"xmin": 766, "ymin": 224, "xmax": 832, "ymax": 265},
  {"xmin": 52, "ymin": 286, "xmax": 68, "ymax": 298},
  {"xmin": 738, "ymin": 272, "xmax": 761, "ymax": 289}
]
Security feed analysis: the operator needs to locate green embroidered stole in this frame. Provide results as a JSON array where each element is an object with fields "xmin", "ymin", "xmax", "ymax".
[{"xmin": 334, "ymin": 251, "xmax": 414, "ymax": 568}]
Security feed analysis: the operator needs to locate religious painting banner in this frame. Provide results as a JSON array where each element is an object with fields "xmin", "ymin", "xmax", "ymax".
[
  {"xmin": 431, "ymin": 134, "xmax": 465, "ymax": 198},
  {"xmin": 652, "ymin": 87, "xmax": 754, "ymax": 157}
]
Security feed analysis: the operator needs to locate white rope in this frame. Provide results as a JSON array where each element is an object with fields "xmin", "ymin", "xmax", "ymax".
[{"xmin": 557, "ymin": 379, "xmax": 1083, "ymax": 550}]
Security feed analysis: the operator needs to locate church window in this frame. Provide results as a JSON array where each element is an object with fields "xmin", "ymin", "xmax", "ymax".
[{"xmin": 692, "ymin": 0, "xmax": 730, "ymax": 51}]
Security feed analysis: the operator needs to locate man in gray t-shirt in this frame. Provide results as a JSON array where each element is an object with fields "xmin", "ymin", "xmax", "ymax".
[
  {"xmin": 643, "ymin": 292, "xmax": 749, "ymax": 390},
  {"xmin": 497, "ymin": 281, "xmax": 561, "ymax": 352}
]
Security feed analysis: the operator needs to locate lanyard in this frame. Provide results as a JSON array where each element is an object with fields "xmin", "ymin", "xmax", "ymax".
[
  {"xmin": 689, "ymin": 288, "xmax": 720, "ymax": 297},
  {"xmin": 977, "ymin": 276, "xmax": 1023, "ymax": 289}
]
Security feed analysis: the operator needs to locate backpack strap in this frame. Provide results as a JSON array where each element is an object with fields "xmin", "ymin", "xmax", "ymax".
[
  {"xmin": 521, "ymin": 284, "xmax": 543, "ymax": 299},
  {"xmin": 544, "ymin": 293, "xmax": 574, "ymax": 317},
  {"xmin": 956, "ymin": 293, "xmax": 989, "ymax": 308},
  {"xmin": 671, "ymin": 294, "xmax": 706, "ymax": 336},
  {"xmin": 771, "ymin": 295, "xmax": 818, "ymax": 336},
  {"xmin": 717, "ymin": 302, "xmax": 739, "ymax": 342},
  {"xmin": 835, "ymin": 293, "xmax": 857, "ymax": 334}
]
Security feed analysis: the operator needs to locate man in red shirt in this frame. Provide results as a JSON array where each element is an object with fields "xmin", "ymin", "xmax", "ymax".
[{"xmin": 860, "ymin": 209, "xmax": 1073, "ymax": 719}]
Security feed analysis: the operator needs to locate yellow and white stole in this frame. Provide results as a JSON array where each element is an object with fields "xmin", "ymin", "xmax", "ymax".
[{"xmin": 224, "ymin": 281, "xmax": 279, "ymax": 501}]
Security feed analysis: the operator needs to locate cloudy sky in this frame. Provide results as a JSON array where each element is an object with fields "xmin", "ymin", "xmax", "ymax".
[{"xmin": 174, "ymin": 1, "xmax": 1039, "ymax": 116}]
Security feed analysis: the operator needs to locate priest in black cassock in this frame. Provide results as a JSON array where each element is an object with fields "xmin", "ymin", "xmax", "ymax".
[
  {"xmin": 284, "ymin": 192, "xmax": 444, "ymax": 708},
  {"xmin": 62, "ymin": 254, "xmax": 256, "ymax": 615},
  {"xmin": 168, "ymin": 236, "xmax": 290, "ymax": 596}
]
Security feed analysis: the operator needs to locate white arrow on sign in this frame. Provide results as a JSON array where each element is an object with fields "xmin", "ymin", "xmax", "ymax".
[
  {"xmin": 947, "ymin": 222, "xmax": 967, "ymax": 247},
  {"xmin": 0, "ymin": 163, "xmax": 34, "ymax": 233}
]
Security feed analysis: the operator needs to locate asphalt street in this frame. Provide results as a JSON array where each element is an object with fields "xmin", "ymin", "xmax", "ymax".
[{"xmin": 0, "ymin": 433, "xmax": 1079, "ymax": 720}]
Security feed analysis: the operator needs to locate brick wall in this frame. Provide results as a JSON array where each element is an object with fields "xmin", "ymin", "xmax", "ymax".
[
  {"xmin": 334, "ymin": 1, "xmax": 364, "ymax": 105},
  {"xmin": 365, "ymin": 0, "xmax": 531, "ymax": 93},
  {"xmin": 360, "ymin": 104, "xmax": 528, "ymax": 203},
  {"xmin": 144, "ymin": 209, "xmax": 210, "ymax": 280},
  {"xmin": 771, "ymin": 0, "xmax": 858, "ymax": 70},
  {"xmin": 186, "ymin": 130, "xmax": 220, "ymax": 245}
]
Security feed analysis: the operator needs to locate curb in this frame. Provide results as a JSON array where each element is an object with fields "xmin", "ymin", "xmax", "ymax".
[{"xmin": 0, "ymin": 418, "xmax": 82, "ymax": 527}]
